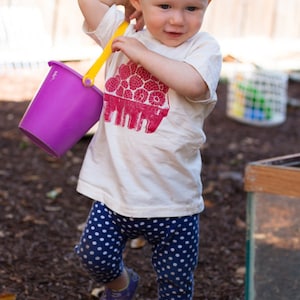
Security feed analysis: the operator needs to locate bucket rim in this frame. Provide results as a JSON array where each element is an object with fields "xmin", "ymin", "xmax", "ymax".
[{"xmin": 48, "ymin": 60, "xmax": 103, "ymax": 94}]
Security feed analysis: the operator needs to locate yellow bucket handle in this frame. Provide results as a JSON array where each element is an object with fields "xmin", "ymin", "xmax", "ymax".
[{"xmin": 82, "ymin": 21, "xmax": 129, "ymax": 87}]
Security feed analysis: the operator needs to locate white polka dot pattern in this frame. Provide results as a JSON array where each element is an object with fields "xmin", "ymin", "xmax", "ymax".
[{"xmin": 75, "ymin": 202, "xmax": 199, "ymax": 299}]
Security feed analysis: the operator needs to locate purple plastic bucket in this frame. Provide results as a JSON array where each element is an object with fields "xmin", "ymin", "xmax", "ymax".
[{"xmin": 19, "ymin": 61, "xmax": 103, "ymax": 157}]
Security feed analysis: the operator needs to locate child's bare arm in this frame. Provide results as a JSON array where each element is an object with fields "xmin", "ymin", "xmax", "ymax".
[
  {"xmin": 112, "ymin": 36, "xmax": 209, "ymax": 100},
  {"xmin": 142, "ymin": 50, "xmax": 209, "ymax": 100},
  {"xmin": 78, "ymin": 0, "xmax": 110, "ymax": 31},
  {"xmin": 78, "ymin": 0, "xmax": 143, "ymax": 31}
]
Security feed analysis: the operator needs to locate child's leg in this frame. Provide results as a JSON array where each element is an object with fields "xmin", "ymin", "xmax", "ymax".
[
  {"xmin": 149, "ymin": 215, "xmax": 200, "ymax": 300},
  {"xmin": 75, "ymin": 201, "xmax": 127, "ymax": 285}
]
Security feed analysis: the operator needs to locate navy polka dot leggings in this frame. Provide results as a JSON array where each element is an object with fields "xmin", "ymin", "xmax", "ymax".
[{"xmin": 75, "ymin": 201, "xmax": 200, "ymax": 300}]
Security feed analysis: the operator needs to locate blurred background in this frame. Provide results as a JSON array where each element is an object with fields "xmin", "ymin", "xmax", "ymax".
[{"xmin": 0, "ymin": 0, "xmax": 299, "ymax": 100}]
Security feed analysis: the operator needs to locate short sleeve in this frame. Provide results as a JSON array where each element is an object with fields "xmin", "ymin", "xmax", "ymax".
[
  {"xmin": 82, "ymin": 5, "xmax": 124, "ymax": 48},
  {"xmin": 184, "ymin": 33, "xmax": 222, "ymax": 102}
]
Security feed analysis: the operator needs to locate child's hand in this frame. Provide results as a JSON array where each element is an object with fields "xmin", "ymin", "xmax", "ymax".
[
  {"xmin": 112, "ymin": 36, "xmax": 147, "ymax": 64},
  {"xmin": 116, "ymin": 0, "xmax": 144, "ymax": 31},
  {"xmin": 130, "ymin": 10, "xmax": 144, "ymax": 31}
]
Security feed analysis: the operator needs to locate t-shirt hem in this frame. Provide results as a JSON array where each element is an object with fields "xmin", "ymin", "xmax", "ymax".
[{"xmin": 77, "ymin": 179, "xmax": 204, "ymax": 218}]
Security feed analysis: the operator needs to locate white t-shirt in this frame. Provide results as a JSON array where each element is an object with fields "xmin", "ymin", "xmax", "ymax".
[{"xmin": 77, "ymin": 6, "xmax": 222, "ymax": 218}]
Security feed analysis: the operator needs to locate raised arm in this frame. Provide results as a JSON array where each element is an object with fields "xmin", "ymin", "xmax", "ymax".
[
  {"xmin": 77, "ymin": 0, "xmax": 111, "ymax": 31},
  {"xmin": 78, "ymin": 0, "xmax": 143, "ymax": 31}
]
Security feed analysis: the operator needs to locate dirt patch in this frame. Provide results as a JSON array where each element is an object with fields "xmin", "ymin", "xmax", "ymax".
[{"xmin": 0, "ymin": 79, "xmax": 299, "ymax": 299}]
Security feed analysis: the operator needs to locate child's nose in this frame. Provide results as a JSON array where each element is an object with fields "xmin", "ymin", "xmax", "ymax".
[{"xmin": 169, "ymin": 10, "xmax": 184, "ymax": 25}]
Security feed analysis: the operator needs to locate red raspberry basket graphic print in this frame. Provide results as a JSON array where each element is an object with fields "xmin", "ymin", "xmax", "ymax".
[{"xmin": 104, "ymin": 61, "xmax": 170, "ymax": 133}]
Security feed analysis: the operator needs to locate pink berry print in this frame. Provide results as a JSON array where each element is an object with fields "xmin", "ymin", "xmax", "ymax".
[
  {"xmin": 150, "ymin": 75, "xmax": 159, "ymax": 83},
  {"xmin": 104, "ymin": 61, "xmax": 170, "ymax": 133},
  {"xmin": 124, "ymin": 89, "xmax": 133, "ymax": 99},
  {"xmin": 121, "ymin": 80, "xmax": 129, "ymax": 89},
  {"xmin": 149, "ymin": 91, "xmax": 165, "ymax": 106},
  {"xmin": 144, "ymin": 80, "xmax": 160, "ymax": 91},
  {"xmin": 128, "ymin": 61, "xmax": 138, "ymax": 73},
  {"xmin": 116, "ymin": 86, "xmax": 124, "ymax": 97},
  {"xmin": 134, "ymin": 89, "xmax": 148, "ymax": 103},
  {"xmin": 119, "ymin": 64, "xmax": 131, "ymax": 80},
  {"xmin": 136, "ymin": 66, "xmax": 151, "ymax": 81},
  {"xmin": 159, "ymin": 82, "xmax": 169, "ymax": 93},
  {"xmin": 106, "ymin": 76, "xmax": 120, "ymax": 92},
  {"xmin": 129, "ymin": 75, "xmax": 143, "ymax": 90}
]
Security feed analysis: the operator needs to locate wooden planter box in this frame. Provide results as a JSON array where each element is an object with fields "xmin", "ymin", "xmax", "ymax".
[{"xmin": 244, "ymin": 154, "xmax": 300, "ymax": 300}]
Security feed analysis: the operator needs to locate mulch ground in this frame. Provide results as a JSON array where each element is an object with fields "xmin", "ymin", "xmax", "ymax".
[{"xmin": 0, "ymin": 76, "xmax": 299, "ymax": 299}]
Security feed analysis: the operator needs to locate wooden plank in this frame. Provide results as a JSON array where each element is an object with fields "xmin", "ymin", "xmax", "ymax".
[
  {"xmin": 244, "ymin": 154, "xmax": 300, "ymax": 198},
  {"xmin": 202, "ymin": 0, "xmax": 300, "ymax": 40},
  {"xmin": 203, "ymin": 0, "xmax": 245, "ymax": 38},
  {"xmin": 1, "ymin": 0, "xmax": 299, "ymax": 65},
  {"xmin": 242, "ymin": 0, "xmax": 276, "ymax": 37},
  {"xmin": 272, "ymin": 0, "xmax": 300, "ymax": 39}
]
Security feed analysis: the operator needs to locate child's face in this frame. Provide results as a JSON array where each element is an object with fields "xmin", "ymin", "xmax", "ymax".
[{"xmin": 135, "ymin": 0, "xmax": 210, "ymax": 47}]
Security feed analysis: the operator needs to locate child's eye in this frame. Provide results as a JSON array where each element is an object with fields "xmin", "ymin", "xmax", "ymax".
[
  {"xmin": 186, "ymin": 6, "xmax": 197, "ymax": 12},
  {"xmin": 159, "ymin": 4, "xmax": 171, "ymax": 9}
]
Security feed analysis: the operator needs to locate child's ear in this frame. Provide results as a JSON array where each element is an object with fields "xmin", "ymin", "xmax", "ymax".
[{"xmin": 130, "ymin": 0, "xmax": 142, "ymax": 11}]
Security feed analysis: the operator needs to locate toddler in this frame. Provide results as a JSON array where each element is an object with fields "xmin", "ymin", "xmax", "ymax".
[{"xmin": 75, "ymin": 0, "xmax": 222, "ymax": 299}]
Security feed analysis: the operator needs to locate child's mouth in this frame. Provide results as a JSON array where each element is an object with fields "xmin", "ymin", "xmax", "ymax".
[{"xmin": 165, "ymin": 31, "xmax": 183, "ymax": 38}]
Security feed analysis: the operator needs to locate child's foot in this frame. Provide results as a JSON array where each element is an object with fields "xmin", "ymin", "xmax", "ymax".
[
  {"xmin": 100, "ymin": 268, "xmax": 139, "ymax": 300},
  {"xmin": 130, "ymin": 236, "xmax": 146, "ymax": 249}
]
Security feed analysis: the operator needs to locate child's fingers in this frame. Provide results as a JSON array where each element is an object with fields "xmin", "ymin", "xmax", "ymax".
[
  {"xmin": 134, "ymin": 17, "xmax": 144, "ymax": 31},
  {"xmin": 130, "ymin": 11, "xmax": 144, "ymax": 31},
  {"xmin": 111, "ymin": 36, "xmax": 125, "ymax": 52},
  {"xmin": 130, "ymin": 10, "xmax": 142, "ymax": 20},
  {"xmin": 111, "ymin": 39, "xmax": 120, "ymax": 52}
]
